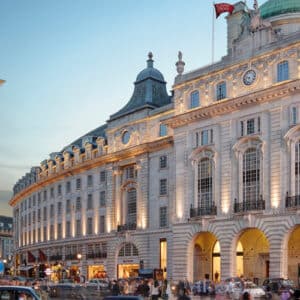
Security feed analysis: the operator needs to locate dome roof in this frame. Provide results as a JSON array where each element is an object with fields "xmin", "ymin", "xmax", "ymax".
[
  {"xmin": 135, "ymin": 52, "xmax": 165, "ymax": 83},
  {"xmin": 260, "ymin": 0, "xmax": 300, "ymax": 19}
]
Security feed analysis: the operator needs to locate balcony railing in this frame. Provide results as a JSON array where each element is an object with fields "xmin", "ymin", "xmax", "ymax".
[
  {"xmin": 86, "ymin": 253, "xmax": 107, "ymax": 259},
  {"xmin": 285, "ymin": 194, "xmax": 300, "ymax": 208},
  {"xmin": 234, "ymin": 198, "xmax": 265, "ymax": 213},
  {"xmin": 190, "ymin": 204, "xmax": 217, "ymax": 218},
  {"xmin": 49, "ymin": 255, "xmax": 62, "ymax": 261},
  {"xmin": 117, "ymin": 223, "xmax": 136, "ymax": 232}
]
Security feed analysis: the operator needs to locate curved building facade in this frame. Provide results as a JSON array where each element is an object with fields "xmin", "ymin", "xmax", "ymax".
[{"xmin": 10, "ymin": 0, "xmax": 300, "ymax": 284}]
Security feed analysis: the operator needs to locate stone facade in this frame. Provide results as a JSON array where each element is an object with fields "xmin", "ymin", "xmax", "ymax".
[{"xmin": 9, "ymin": 0, "xmax": 300, "ymax": 285}]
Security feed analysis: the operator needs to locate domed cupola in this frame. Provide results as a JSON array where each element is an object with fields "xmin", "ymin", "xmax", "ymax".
[
  {"xmin": 260, "ymin": 0, "xmax": 300, "ymax": 19},
  {"xmin": 109, "ymin": 52, "xmax": 171, "ymax": 121}
]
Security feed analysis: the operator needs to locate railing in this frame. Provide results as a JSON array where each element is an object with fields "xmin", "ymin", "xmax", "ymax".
[
  {"xmin": 285, "ymin": 194, "xmax": 300, "ymax": 208},
  {"xmin": 190, "ymin": 204, "xmax": 217, "ymax": 218},
  {"xmin": 49, "ymin": 255, "xmax": 62, "ymax": 261},
  {"xmin": 86, "ymin": 253, "xmax": 107, "ymax": 259},
  {"xmin": 234, "ymin": 198, "xmax": 265, "ymax": 213},
  {"xmin": 117, "ymin": 223, "xmax": 137, "ymax": 232}
]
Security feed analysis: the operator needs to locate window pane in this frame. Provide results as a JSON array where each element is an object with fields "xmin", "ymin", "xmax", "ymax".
[{"xmin": 190, "ymin": 91, "xmax": 200, "ymax": 108}]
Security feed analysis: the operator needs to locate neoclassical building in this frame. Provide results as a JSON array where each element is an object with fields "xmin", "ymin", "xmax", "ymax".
[{"xmin": 10, "ymin": 0, "xmax": 300, "ymax": 284}]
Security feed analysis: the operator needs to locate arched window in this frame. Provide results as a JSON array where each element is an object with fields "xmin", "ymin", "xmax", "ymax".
[
  {"xmin": 277, "ymin": 60, "xmax": 289, "ymax": 82},
  {"xmin": 198, "ymin": 158, "xmax": 213, "ymax": 208},
  {"xmin": 118, "ymin": 242, "xmax": 139, "ymax": 257},
  {"xmin": 190, "ymin": 90, "xmax": 200, "ymax": 108},
  {"xmin": 216, "ymin": 81, "xmax": 226, "ymax": 100},
  {"xmin": 295, "ymin": 142, "xmax": 300, "ymax": 196},
  {"xmin": 243, "ymin": 148, "xmax": 260, "ymax": 203},
  {"xmin": 127, "ymin": 189, "xmax": 137, "ymax": 225}
]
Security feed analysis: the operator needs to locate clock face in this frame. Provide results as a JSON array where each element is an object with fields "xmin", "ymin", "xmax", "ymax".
[{"xmin": 243, "ymin": 69, "xmax": 257, "ymax": 85}]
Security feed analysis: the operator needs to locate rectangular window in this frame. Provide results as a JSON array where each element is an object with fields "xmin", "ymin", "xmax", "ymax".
[
  {"xmin": 66, "ymin": 181, "xmax": 71, "ymax": 193},
  {"xmin": 87, "ymin": 217, "xmax": 93, "ymax": 235},
  {"xmin": 32, "ymin": 195, "xmax": 36, "ymax": 207},
  {"xmin": 240, "ymin": 116, "xmax": 261, "ymax": 137},
  {"xmin": 37, "ymin": 209, "xmax": 41, "ymax": 222},
  {"xmin": 43, "ymin": 226, "xmax": 47, "ymax": 241},
  {"xmin": 87, "ymin": 175, "xmax": 93, "ymax": 187},
  {"xmin": 100, "ymin": 171, "xmax": 106, "ymax": 183},
  {"xmin": 43, "ymin": 190, "xmax": 47, "ymax": 201},
  {"xmin": 160, "ymin": 179, "xmax": 167, "ymax": 196},
  {"xmin": 66, "ymin": 221, "xmax": 71, "ymax": 238},
  {"xmin": 126, "ymin": 166, "xmax": 135, "ymax": 179},
  {"xmin": 58, "ymin": 184, "xmax": 62, "ymax": 196},
  {"xmin": 38, "ymin": 228, "xmax": 41, "ymax": 242},
  {"xmin": 43, "ymin": 207, "xmax": 47, "ymax": 221},
  {"xmin": 57, "ymin": 202, "xmax": 62, "ymax": 215},
  {"xmin": 100, "ymin": 191, "xmax": 106, "ymax": 207},
  {"xmin": 292, "ymin": 107, "xmax": 297, "ymax": 125},
  {"xmin": 190, "ymin": 91, "xmax": 200, "ymax": 108},
  {"xmin": 99, "ymin": 215, "xmax": 105, "ymax": 233},
  {"xmin": 160, "ymin": 155, "xmax": 167, "ymax": 169},
  {"xmin": 277, "ymin": 60, "xmax": 289, "ymax": 82},
  {"xmin": 66, "ymin": 199, "xmax": 71, "ymax": 214},
  {"xmin": 50, "ymin": 187, "xmax": 54, "ymax": 198},
  {"xmin": 33, "ymin": 211, "xmax": 36, "ymax": 224},
  {"xmin": 247, "ymin": 118, "xmax": 255, "ymax": 135},
  {"xmin": 216, "ymin": 81, "xmax": 226, "ymax": 100},
  {"xmin": 50, "ymin": 204, "xmax": 54, "ymax": 218},
  {"xmin": 76, "ymin": 219, "xmax": 81, "ymax": 236},
  {"xmin": 159, "ymin": 206, "xmax": 168, "ymax": 227},
  {"xmin": 50, "ymin": 225, "xmax": 54, "ymax": 240},
  {"xmin": 57, "ymin": 223, "xmax": 62, "ymax": 239},
  {"xmin": 76, "ymin": 197, "xmax": 81, "ymax": 211},
  {"xmin": 76, "ymin": 178, "xmax": 81, "ymax": 190},
  {"xmin": 159, "ymin": 124, "xmax": 167, "ymax": 137},
  {"xmin": 87, "ymin": 194, "xmax": 93, "ymax": 210}
]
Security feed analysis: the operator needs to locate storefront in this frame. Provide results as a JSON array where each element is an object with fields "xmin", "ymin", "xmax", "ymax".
[
  {"xmin": 117, "ymin": 263, "xmax": 139, "ymax": 279},
  {"xmin": 87, "ymin": 262, "xmax": 107, "ymax": 280}
]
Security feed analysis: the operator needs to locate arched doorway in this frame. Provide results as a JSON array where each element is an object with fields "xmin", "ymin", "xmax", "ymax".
[
  {"xmin": 288, "ymin": 225, "xmax": 300, "ymax": 285},
  {"xmin": 117, "ymin": 242, "xmax": 139, "ymax": 279},
  {"xmin": 193, "ymin": 232, "xmax": 219, "ymax": 282},
  {"xmin": 236, "ymin": 228, "xmax": 269, "ymax": 283}
]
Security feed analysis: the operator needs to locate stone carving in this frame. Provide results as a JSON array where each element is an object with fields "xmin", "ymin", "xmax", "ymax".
[
  {"xmin": 176, "ymin": 51, "xmax": 185, "ymax": 75},
  {"xmin": 250, "ymin": 0, "xmax": 272, "ymax": 32}
]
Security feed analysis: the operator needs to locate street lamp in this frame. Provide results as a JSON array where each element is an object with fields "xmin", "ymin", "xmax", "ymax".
[{"xmin": 77, "ymin": 253, "xmax": 82, "ymax": 260}]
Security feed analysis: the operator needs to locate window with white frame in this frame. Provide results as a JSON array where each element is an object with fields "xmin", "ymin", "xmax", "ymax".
[
  {"xmin": 160, "ymin": 155, "xmax": 167, "ymax": 169},
  {"xmin": 76, "ymin": 178, "xmax": 81, "ymax": 190},
  {"xmin": 159, "ymin": 206, "xmax": 168, "ymax": 227},
  {"xmin": 190, "ymin": 90, "xmax": 200, "ymax": 108},
  {"xmin": 277, "ymin": 60, "xmax": 289, "ymax": 82},
  {"xmin": 216, "ymin": 81, "xmax": 226, "ymax": 100},
  {"xmin": 57, "ymin": 184, "xmax": 62, "ymax": 196},
  {"xmin": 195, "ymin": 129, "xmax": 214, "ymax": 147},
  {"xmin": 57, "ymin": 202, "xmax": 62, "ymax": 215},
  {"xmin": 159, "ymin": 123, "xmax": 168, "ymax": 137},
  {"xmin": 100, "ymin": 171, "xmax": 106, "ymax": 183},
  {"xmin": 127, "ymin": 189, "xmax": 137, "ymax": 225},
  {"xmin": 66, "ymin": 221, "xmax": 71, "ymax": 237},
  {"xmin": 125, "ymin": 166, "xmax": 136, "ymax": 179},
  {"xmin": 160, "ymin": 179, "xmax": 168, "ymax": 196},
  {"xmin": 198, "ymin": 158, "xmax": 213, "ymax": 208},
  {"xmin": 243, "ymin": 148, "xmax": 260, "ymax": 203},
  {"xmin": 66, "ymin": 199, "xmax": 71, "ymax": 214},
  {"xmin": 240, "ymin": 117, "xmax": 261, "ymax": 137},
  {"xmin": 50, "ymin": 204, "xmax": 54, "ymax": 218}
]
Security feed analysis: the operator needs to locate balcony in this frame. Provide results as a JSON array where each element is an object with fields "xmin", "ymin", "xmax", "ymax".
[
  {"xmin": 117, "ymin": 223, "xmax": 136, "ymax": 232},
  {"xmin": 285, "ymin": 194, "xmax": 300, "ymax": 208},
  {"xmin": 190, "ymin": 204, "xmax": 217, "ymax": 218},
  {"xmin": 234, "ymin": 198, "xmax": 265, "ymax": 213},
  {"xmin": 86, "ymin": 252, "xmax": 107, "ymax": 259}
]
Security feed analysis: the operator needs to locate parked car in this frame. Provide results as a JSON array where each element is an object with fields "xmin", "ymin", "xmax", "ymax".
[
  {"xmin": 243, "ymin": 281, "xmax": 266, "ymax": 298},
  {"xmin": 262, "ymin": 278, "xmax": 296, "ymax": 294},
  {"xmin": 0, "ymin": 286, "xmax": 41, "ymax": 300},
  {"xmin": 86, "ymin": 278, "xmax": 109, "ymax": 290}
]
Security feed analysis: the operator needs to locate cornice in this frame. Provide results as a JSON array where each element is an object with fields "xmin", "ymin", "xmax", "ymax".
[
  {"xmin": 9, "ymin": 136, "xmax": 173, "ymax": 207},
  {"xmin": 165, "ymin": 79, "xmax": 300, "ymax": 129}
]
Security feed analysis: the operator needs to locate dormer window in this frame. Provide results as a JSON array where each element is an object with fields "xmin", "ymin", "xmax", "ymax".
[
  {"xmin": 240, "ymin": 117, "xmax": 261, "ymax": 137},
  {"xmin": 190, "ymin": 90, "xmax": 200, "ymax": 108},
  {"xmin": 277, "ymin": 60, "xmax": 289, "ymax": 82},
  {"xmin": 216, "ymin": 81, "xmax": 226, "ymax": 100}
]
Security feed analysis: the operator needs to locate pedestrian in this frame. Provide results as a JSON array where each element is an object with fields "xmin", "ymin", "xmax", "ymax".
[
  {"xmin": 177, "ymin": 288, "xmax": 190, "ymax": 300},
  {"xmin": 151, "ymin": 280, "xmax": 160, "ymax": 300},
  {"xmin": 111, "ymin": 280, "xmax": 120, "ymax": 296},
  {"xmin": 280, "ymin": 288, "xmax": 291, "ymax": 300}
]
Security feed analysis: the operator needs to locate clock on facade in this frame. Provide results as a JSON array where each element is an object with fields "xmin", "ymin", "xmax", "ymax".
[{"xmin": 243, "ymin": 69, "xmax": 257, "ymax": 85}]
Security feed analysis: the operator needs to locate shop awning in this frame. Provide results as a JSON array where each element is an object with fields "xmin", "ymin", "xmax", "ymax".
[{"xmin": 138, "ymin": 269, "xmax": 153, "ymax": 278}]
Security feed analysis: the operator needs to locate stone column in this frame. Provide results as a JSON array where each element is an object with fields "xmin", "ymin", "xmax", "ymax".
[
  {"xmin": 219, "ymin": 237, "xmax": 235, "ymax": 280},
  {"xmin": 113, "ymin": 167, "xmax": 122, "ymax": 229}
]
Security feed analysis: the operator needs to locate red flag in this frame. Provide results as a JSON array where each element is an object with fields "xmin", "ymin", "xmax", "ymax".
[
  {"xmin": 27, "ymin": 251, "xmax": 36, "ymax": 263},
  {"xmin": 214, "ymin": 3, "xmax": 235, "ymax": 18},
  {"xmin": 39, "ymin": 249, "xmax": 47, "ymax": 262}
]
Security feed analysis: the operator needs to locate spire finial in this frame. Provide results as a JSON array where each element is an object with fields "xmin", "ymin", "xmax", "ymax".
[
  {"xmin": 176, "ymin": 51, "xmax": 185, "ymax": 75},
  {"xmin": 147, "ymin": 52, "xmax": 154, "ymax": 68}
]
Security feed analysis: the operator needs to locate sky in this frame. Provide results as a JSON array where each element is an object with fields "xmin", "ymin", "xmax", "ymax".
[{"xmin": 0, "ymin": 0, "xmax": 268, "ymax": 195}]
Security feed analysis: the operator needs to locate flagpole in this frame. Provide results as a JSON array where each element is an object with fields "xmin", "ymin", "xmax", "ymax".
[{"xmin": 212, "ymin": 1, "xmax": 215, "ymax": 64}]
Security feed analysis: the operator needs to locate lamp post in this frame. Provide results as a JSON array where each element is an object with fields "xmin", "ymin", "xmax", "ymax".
[{"xmin": 77, "ymin": 253, "xmax": 82, "ymax": 260}]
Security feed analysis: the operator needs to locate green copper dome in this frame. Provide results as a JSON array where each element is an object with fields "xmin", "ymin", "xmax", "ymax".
[{"xmin": 260, "ymin": 0, "xmax": 300, "ymax": 19}]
